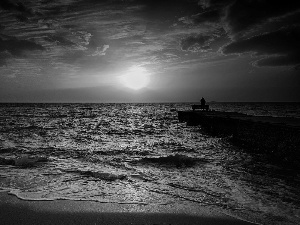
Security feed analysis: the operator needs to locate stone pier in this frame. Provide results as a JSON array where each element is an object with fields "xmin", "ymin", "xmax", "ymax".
[{"xmin": 178, "ymin": 110, "xmax": 300, "ymax": 166}]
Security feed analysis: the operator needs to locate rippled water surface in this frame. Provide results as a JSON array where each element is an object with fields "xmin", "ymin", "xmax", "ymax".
[{"xmin": 0, "ymin": 103, "xmax": 299, "ymax": 225}]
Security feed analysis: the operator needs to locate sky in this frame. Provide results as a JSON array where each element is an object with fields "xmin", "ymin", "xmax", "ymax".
[{"xmin": 0, "ymin": 0, "xmax": 299, "ymax": 103}]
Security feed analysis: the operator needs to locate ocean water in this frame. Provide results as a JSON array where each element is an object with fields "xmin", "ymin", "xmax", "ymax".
[{"xmin": 0, "ymin": 102, "xmax": 299, "ymax": 225}]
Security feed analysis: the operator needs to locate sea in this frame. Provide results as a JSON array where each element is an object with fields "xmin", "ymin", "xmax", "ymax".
[{"xmin": 0, "ymin": 102, "xmax": 300, "ymax": 225}]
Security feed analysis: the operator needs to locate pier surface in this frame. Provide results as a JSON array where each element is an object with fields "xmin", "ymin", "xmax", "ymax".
[{"xmin": 178, "ymin": 110, "xmax": 300, "ymax": 165}]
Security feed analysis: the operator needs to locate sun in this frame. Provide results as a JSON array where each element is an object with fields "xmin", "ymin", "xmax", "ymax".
[{"xmin": 119, "ymin": 66, "xmax": 150, "ymax": 90}]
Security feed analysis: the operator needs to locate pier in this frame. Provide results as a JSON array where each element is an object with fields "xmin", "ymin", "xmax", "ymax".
[{"xmin": 178, "ymin": 109, "xmax": 300, "ymax": 165}]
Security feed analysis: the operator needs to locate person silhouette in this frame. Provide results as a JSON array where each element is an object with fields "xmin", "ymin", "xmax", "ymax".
[{"xmin": 201, "ymin": 97, "xmax": 206, "ymax": 106}]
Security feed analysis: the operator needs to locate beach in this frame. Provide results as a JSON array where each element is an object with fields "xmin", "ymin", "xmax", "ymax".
[
  {"xmin": 0, "ymin": 192, "xmax": 257, "ymax": 225},
  {"xmin": 1, "ymin": 0, "xmax": 299, "ymax": 222}
]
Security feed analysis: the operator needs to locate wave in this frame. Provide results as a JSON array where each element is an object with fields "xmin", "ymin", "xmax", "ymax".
[
  {"xmin": 0, "ymin": 157, "xmax": 14, "ymax": 165},
  {"xmin": 0, "ymin": 155, "xmax": 48, "ymax": 167},
  {"xmin": 172, "ymin": 147, "xmax": 197, "ymax": 153},
  {"xmin": 0, "ymin": 147, "xmax": 18, "ymax": 154},
  {"xmin": 21, "ymin": 125, "xmax": 41, "ymax": 130},
  {"xmin": 134, "ymin": 154, "xmax": 209, "ymax": 167},
  {"xmin": 65, "ymin": 169, "xmax": 127, "ymax": 181}
]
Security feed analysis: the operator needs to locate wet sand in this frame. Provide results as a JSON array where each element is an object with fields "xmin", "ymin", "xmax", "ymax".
[{"xmin": 0, "ymin": 192, "xmax": 257, "ymax": 225}]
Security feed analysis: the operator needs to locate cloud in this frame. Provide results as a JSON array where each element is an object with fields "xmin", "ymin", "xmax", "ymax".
[
  {"xmin": 0, "ymin": 58, "xmax": 7, "ymax": 67},
  {"xmin": 0, "ymin": 0, "xmax": 34, "ymax": 21},
  {"xmin": 197, "ymin": 0, "xmax": 300, "ymax": 37},
  {"xmin": 192, "ymin": 9, "xmax": 222, "ymax": 23},
  {"xmin": 151, "ymin": 51, "xmax": 181, "ymax": 64},
  {"xmin": 0, "ymin": 35, "xmax": 45, "ymax": 57},
  {"xmin": 198, "ymin": 0, "xmax": 233, "ymax": 9},
  {"xmin": 178, "ymin": 9, "xmax": 222, "ymax": 25},
  {"xmin": 180, "ymin": 34, "xmax": 213, "ymax": 52},
  {"xmin": 225, "ymin": 0, "xmax": 300, "ymax": 35},
  {"xmin": 78, "ymin": 32, "xmax": 92, "ymax": 46},
  {"xmin": 222, "ymin": 27, "xmax": 300, "ymax": 68},
  {"xmin": 178, "ymin": 16, "xmax": 194, "ymax": 25},
  {"xmin": 15, "ymin": 14, "xmax": 29, "ymax": 22},
  {"xmin": 254, "ymin": 53, "xmax": 300, "ymax": 68},
  {"xmin": 0, "ymin": 0, "xmax": 33, "ymax": 14},
  {"xmin": 90, "ymin": 45, "xmax": 110, "ymax": 56},
  {"xmin": 139, "ymin": 0, "xmax": 201, "ymax": 21},
  {"xmin": 45, "ymin": 35, "xmax": 75, "ymax": 47},
  {"xmin": 195, "ymin": 0, "xmax": 300, "ymax": 69}
]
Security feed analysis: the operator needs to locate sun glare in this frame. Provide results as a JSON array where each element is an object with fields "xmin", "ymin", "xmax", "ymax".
[{"xmin": 120, "ymin": 66, "xmax": 150, "ymax": 90}]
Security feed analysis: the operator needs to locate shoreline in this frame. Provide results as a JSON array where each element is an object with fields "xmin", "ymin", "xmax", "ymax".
[{"xmin": 0, "ymin": 192, "xmax": 258, "ymax": 225}]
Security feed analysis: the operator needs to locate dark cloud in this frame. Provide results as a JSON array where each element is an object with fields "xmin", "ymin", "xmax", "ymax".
[
  {"xmin": 0, "ymin": 56, "xmax": 7, "ymax": 67},
  {"xmin": 225, "ymin": 0, "xmax": 300, "ymax": 34},
  {"xmin": 181, "ymin": 35, "xmax": 212, "ymax": 52},
  {"xmin": 0, "ymin": 0, "xmax": 33, "ymax": 15},
  {"xmin": 0, "ymin": 49, "xmax": 12, "ymax": 67},
  {"xmin": 0, "ymin": 0, "xmax": 34, "ymax": 23},
  {"xmin": 254, "ymin": 53, "xmax": 300, "ymax": 68},
  {"xmin": 222, "ymin": 27, "xmax": 300, "ymax": 55},
  {"xmin": 198, "ymin": 0, "xmax": 233, "ymax": 8},
  {"xmin": 192, "ymin": 9, "xmax": 222, "ymax": 23},
  {"xmin": 0, "ymin": 61, "xmax": 6, "ymax": 67},
  {"xmin": 0, "ymin": 36, "xmax": 45, "ymax": 57},
  {"xmin": 203, "ymin": 0, "xmax": 300, "ymax": 69},
  {"xmin": 87, "ymin": 32, "xmax": 105, "ymax": 49},
  {"xmin": 222, "ymin": 27, "xmax": 300, "ymax": 68},
  {"xmin": 40, "ymin": 5, "xmax": 67, "ymax": 17},
  {"xmin": 198, "ymin": 0, "xmax": 300, "ymax": 36},
  {"xmin": 16, "ymin": 14, "xmax": 29, "ymax": 22},
  {"xmin": 268, "ymin": 11, "xmax": 300, "ymax": 30},
  {"xmin": 139, "ymin": 0, "xmax": 201, "ymax": 21},
  {"xmin": 62, "ymin": 24, "xmax": 78, "ymax": 29},
  {"xmin": 45, "ymin": 35, "xmax": 75, "ymax": 47}
]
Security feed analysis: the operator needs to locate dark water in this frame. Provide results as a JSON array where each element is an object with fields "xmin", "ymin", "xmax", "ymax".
[
  {"xmin": 0, "ymin": 103, "xmax": 299, "ymax": 225},
  {"xmin": 210, "ymin": 102, "xmax": 300, "ymax": 118}
]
